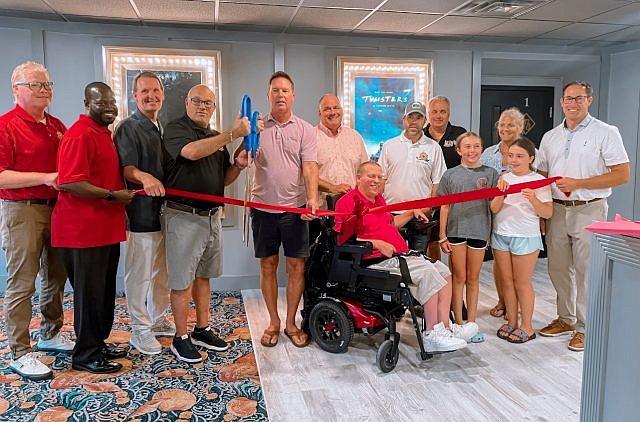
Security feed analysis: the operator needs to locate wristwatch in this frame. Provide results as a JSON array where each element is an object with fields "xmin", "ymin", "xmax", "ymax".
[{"xmin": 105, "ymin": 191, "xmax": 114, "ymax": 201}]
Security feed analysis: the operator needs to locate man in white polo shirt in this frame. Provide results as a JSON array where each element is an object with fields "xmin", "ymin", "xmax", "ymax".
[
  {"xmin": 378, "ymin": 101, "xmax": 446, "ymax": 260},
  {"xmin": 537, "ymin": 81, "xmax": 630, "ymax": 352}
]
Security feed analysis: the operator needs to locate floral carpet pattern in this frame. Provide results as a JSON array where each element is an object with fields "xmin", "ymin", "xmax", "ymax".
[{"xmin": 0, "ymin": 291, "xmax": 268, "ymax": 421}]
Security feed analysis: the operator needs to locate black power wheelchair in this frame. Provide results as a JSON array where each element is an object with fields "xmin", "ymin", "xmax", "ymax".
[{"xmin": 301, "ymin": 214, "xmax": 436, "ymax": 373}]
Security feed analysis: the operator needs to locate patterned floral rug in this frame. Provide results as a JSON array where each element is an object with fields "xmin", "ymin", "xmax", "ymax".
[{"xmin": 0, "ymin": 291, "xmax": 268, "ymax": 421}]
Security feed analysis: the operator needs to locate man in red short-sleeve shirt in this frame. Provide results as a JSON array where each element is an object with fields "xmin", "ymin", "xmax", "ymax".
[
  {"xmin": 52, "ymin": 82, "xmax": 134, "ymax": 374},
  {"xmin": 0, "ymin": 62, "xmax": 74, "ymax": 381}
]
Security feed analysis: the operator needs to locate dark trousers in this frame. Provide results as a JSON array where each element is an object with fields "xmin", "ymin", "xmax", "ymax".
[{"xmin": 61, "ymin": 244, "xmax": 120, "ymax": 364}]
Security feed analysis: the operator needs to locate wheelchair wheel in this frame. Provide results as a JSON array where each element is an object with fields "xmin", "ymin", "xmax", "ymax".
[
  {"xmin": 309, "ymin": 300, "xmax": 353, "ymax": 354},
  {"xmin": 377, "ymin": 339, "xmax": 399, "ymax": 373}
]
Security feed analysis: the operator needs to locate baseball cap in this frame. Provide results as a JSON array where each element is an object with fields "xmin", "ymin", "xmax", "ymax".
[{"xmin": 404, "ymin": 101, "xmax": 426, "ymax": 117}]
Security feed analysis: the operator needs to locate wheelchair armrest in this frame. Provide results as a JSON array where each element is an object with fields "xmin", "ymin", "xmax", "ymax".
[{"xmin": 334, "ymin": 241, "xmax": 373, "ymax": 256}]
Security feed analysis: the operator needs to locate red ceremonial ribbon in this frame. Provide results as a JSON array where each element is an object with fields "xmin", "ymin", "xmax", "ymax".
[{"xmin": 134, "ymin": 176, "xmax": 561, "ymax": 218}]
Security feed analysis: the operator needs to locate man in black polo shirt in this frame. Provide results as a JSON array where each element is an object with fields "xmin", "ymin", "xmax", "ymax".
[
  {"xmin": 423, "ymin": 96, "xmax": 467, "ymax": 169},
  {"xmin": 163, "ymin": 84, "xmax": 256, "ymax": 363},
  {"xmin": 114, "ymin": 71, "xmax": 174, "ymax": 356}
]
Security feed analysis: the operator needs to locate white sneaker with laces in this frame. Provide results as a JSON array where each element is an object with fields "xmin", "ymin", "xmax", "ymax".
[
  {"xmin": 9, "ymin": 352, "xmax": 53, "ymax": 381},
  {"xmin": 450, "ymin": 321, "xmax": 479, "ymax": 343},
  {"xmin": 130, "ymin": 330, "xmax": 162, "ymax": 355},
  {"xmin": 151, "ymin": 318, "xmax": 176, "ymax": 337},
  {"xmin": 422, "ymin": 322, "xmax": 467, "ymax": 353},
  {"xmin": 36, "ymin": 332, "xmax": 75, "ymax": 353}
]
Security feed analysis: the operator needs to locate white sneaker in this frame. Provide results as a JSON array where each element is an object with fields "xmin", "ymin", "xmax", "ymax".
[
  {"xmin": 422, "ymin": 322, "xmax": 467, "ymax": 353},
  {"xmin": 130, "ymin": 331, "xmax": 162, "ymax": 355},
  {"xmin": 151, "ymin": 318, "xmax": 176, "ymax": 337},
  {"xmin": 9, "ymin": 352, "xmax": 53, "ymax": 381},
  {"xmin": 36, "ymin": 332, "xmax": 75, "ymax": 353},
  {"xmin": 450, "ymin": 321, "xmax": 479, "ymax": 343}
]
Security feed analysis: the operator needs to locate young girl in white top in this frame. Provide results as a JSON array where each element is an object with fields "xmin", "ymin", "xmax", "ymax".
[{"xmin": 490, "ymin": 138, "xmax": 552, "ymax": 343}]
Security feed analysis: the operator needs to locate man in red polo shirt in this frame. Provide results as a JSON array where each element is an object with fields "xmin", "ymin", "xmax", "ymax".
[
  {"xmin": 0, "ymin": 61, "xmax": 74, "ymax": 380},
  {"xmin": 52, "ymin": 82, "xmax": 134, "ymax": 374}
]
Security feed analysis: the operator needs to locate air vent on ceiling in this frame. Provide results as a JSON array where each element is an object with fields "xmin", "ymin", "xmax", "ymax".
[{"xmin": 453, "ymin": 0, "xmax": 547, "ymax": 17}]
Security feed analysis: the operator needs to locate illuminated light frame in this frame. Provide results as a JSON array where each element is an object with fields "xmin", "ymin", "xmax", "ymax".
[
  {"xmin": 103, "ymin": 46, "xmax": 221, "ymax": 129},
  {"xmin": 337, "ymin": 56, "xmax": 432, "ymax": 154}
]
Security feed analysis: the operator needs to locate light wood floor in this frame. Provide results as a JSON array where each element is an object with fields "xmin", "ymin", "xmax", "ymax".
[{"xmin": 242, "ymin": 258, "xmax": 583, "ymax": 422}]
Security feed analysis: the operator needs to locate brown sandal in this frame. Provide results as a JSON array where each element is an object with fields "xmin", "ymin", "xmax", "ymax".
[
  {"xmin": 489, "ymin": 304, "xmax": 506, "ymax": 318},
  {"xmin": 284, "ymin": 328, "xmax": 311, "ymax": 348},
  {"xmin": 260, "ymin": 329, "xmax": 279, "ymax": 347}
]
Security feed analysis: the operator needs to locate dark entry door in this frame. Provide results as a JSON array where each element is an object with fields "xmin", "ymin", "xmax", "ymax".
[{"xmin": 480, "ymin": 85, "xmax": 555, "ymax": 148}]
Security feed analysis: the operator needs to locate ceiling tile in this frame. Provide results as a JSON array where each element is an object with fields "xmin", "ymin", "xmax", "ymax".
[
  {"xmin": 135, "ymin": 0, "xmax": 215, "ymax": 23},
  {"xmin": 48, "ymin": 0, "xmax": 137, "ymax": 19},
  {"xmin": 593, "ymin": 25, "xmax": 640, "ymax": 42},
  {"xmin": 291, "ymin": 7, "xmax": 370, "ymax": 29},
  {"xmin": 586, "ymin": 3, "xmax": 640, "ymax": 25},
  {"xmin": 302, "ymin": 0, "xmax": 382, "ymax": 8},
  {"xmin": 571, "ymin": 39, "xmax": 626, "ymax": 48},
  {"xmin": 219, "ymin": 3, "xmax": 295, "ymax": 26},
  {"xmin": 357, "ymin": 11, "xmax": 441, "ymax": 33},
  {"xmin": 542, "ymin": 22, "xmax": 628, "ymax": 39},
  {"xmin": 0, "ymin": 0, "xmax": 54, "ymax": 13},
  {"xmin": 519, "ymin": 38, "xmax": 575, "ymax": 46},
  {"xmin": 382, "ymin": 0, "xmax": 469, "ymax": 14},
  {"xmin": 519, "ymin": 0, "xmax": 627, "ymax": 22},
  {"xmin": 221, "ymin": 0, "xmax": 301, "ymax": 5},
  {"xmin": 419, "ymin": 16, "xmax": 506, "ymax": 35},
  {"xmin": 467, "ymin": 35, "xmax": 527, "ymax": 44},
  {"xmin": 482, "ymin": 19, "xmax": 569, "ymax": 37}
]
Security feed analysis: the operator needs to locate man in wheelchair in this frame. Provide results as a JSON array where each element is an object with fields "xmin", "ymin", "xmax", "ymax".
[{"xmin": 333, "ymin": 161, "xmax": 476, "ymax": 352}]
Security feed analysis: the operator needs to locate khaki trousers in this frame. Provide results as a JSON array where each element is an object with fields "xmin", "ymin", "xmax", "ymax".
[
  {"xmin": 0, "ymin": 201, "xmax": 67, "ymax": 359},
  {"xmin": 124, "ymin": 231, "xmax": 170, "ymax": 333},
  {"xmin": 546, "ymin": 200, "xmax": 607, "ymax": 333}
]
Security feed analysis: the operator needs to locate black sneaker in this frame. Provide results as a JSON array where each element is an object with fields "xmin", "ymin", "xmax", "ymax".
[
  {"xmin": 191, "ymin": 326, "xmax": 229, "ymax": 351},
  {"xmin": 170, "ymin": 334, "xmax": 202, "ymax": 363}
]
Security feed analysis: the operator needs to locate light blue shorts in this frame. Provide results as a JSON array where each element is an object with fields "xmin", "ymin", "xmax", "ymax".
[{"xmin": 492, "ymin": 233, "xmax": 543, "ymax": 256}]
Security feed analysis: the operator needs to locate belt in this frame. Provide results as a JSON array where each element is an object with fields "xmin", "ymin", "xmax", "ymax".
[
  {"xmin": 165, "ymin": 200, "xmax": 219, "ymax": 216},
  {"xmin": 1, "ymin": 198, "xmax": 56, "ymax": 206},
  {"xmin": 553, "ymin": 197, "xmax": 603, "ymax": 207}
]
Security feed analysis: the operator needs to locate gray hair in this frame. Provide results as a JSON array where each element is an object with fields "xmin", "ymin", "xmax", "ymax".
[
  {"xmin": 499, "ymin": 107, "xmax": 525, "ymax": 136},
  {"xmin": 11, "ymin": 61, "xmax": 49, "ymax": 85},
  {"xmin": 428, "ymin": 96, "xmax": 450, "ymax": 109}
]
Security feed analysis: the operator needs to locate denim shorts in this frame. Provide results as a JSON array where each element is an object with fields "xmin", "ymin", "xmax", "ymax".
[{"xmin": 492, "ymin": 233, "xmax": 543, "ymax": 255}]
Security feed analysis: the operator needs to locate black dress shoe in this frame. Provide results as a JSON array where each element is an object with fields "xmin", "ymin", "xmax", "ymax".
[
  {"xmin": 72, "ymin": 358, "xmax": 122, "ymax": 374},
  {"xmin": 102, "ymin": 344, "xmax": 127, "ymax": 360}
]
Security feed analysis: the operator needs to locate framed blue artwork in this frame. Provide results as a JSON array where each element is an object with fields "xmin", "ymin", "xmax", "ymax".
[{"xmin": 337, "ymin": 57, "xmax": 432, "ymax": 159}]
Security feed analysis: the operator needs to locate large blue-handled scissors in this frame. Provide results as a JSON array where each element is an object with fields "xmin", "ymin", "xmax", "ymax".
[{"xmin": 240, "ymin": 95, "xmax": 260, "ymax": 245}]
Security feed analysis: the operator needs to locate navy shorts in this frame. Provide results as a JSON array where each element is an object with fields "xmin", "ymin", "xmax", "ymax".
[
  {"xmin": 447, "ymin": 236, "xmax": 488, "ymax": 250},
  {"xmin": 251, "ymin": 209, "xmax": 309, "ymax": 258}
]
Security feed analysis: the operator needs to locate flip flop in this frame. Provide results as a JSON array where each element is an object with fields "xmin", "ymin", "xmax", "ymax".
[
  {"xmin": 507, "ymin": 329, "xmax": 536, "ymax": 344},
  {"xmin": 489, "ymin": 304, "xmax": 506, "ymax": 318},
  {"xmin": 284, "ymin": 328, "xmax": 311, "ymax": 348},
  {"xmin": 260, "ymin": 329, "xmax": 279, "ymax": 347},
  {"xmin": 497, "ymin": 324, "xmax": 516, "ymax": 340}
]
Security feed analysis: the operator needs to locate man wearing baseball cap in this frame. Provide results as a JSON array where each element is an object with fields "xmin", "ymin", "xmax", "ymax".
[{"xmin": 378, "ymin": 100, "xmax": 446, "ymax": 260}]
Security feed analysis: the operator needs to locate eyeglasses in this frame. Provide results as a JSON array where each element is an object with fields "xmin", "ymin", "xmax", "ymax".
[
  {"xmin": 190, "ymin": 98, "xmax": 215, "ymax": 108},
  {"xmin": 561, "ymin": 95, "xmax": 589, "ymax": 104},
  {"xmin": 15, "ymin": 81, "xmax": 54, "ymax": 91}
]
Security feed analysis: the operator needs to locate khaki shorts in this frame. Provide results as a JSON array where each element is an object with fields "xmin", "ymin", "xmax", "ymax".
[
  {"xmin": 367, "ymin": 255, "xmax": 450, "ymax": 305},
  {"xmin": 162, "ymin": 206, "xmax": 223, "ymax": 290}
]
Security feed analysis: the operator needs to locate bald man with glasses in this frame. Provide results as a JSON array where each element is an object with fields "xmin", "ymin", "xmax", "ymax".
[
  {"xmin": 537, "ymin": 81, "xmax": 630, "ymax": 352},
  {"xmin": 0, "ymin": 62, "xmax": 74, "ymax": 380}
]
